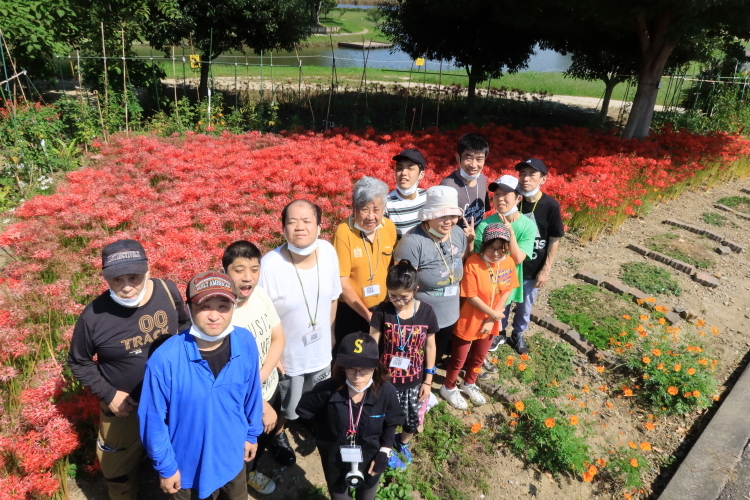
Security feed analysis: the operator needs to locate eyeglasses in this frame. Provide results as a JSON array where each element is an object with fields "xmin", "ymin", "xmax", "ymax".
[
  {"xmin": 388, "ymin": 293, "xmax": 414, "ymax": 304},
  {"xmin": 343, "ymin": 367, "xmax": 375, "ymax": 374}
]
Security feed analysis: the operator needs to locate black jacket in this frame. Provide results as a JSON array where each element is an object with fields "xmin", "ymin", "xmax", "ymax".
[{"xmin": 297, "ymin": 378, "xmax": 405, "ymax": 493}]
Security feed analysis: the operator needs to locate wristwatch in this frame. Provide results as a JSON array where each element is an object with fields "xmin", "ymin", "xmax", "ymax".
[{"xmin": 424, "ymin": 366, "xmax": 437, "ymax": 375}]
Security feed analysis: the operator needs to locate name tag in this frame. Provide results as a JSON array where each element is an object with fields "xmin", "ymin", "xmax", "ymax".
[
  {"xmin": 363, "ymin": 284, "xmax": 381, "ymax": 298},
  {"xmin": 340, "ymin": 445, "xmax": 363, "ymax": 463},
  {"xmin": 389, "ymin": 356, "xmax": 411, "ymax": 370},
  {"xmin": 302, "ymin": 324, "xmax": 323, "ymax": 346},
  {"xmin": 444, "ymin": 285, "xmax": 459, "ymax": 297}
]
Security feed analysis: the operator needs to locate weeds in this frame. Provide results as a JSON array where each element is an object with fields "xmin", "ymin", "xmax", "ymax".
[
  {"xmin": 717, "ymin": 196, "xmax": 750, "ymax": 213},
  {"xmin": 620, "ymin": 262, "xmax": 681, "ymax": 296},
  {"xmin": 701, "ymin": 211, "xmax": 729, "ymax": 226},
  {"xmin": 645, "ymin": 233, "xmax": 713, "ymax": 269}
]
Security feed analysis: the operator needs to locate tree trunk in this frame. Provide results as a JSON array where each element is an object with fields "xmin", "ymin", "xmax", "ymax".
[
  {"xmin": 600, "ymin": 78, "xmax": 617, "ymax": 122},
  {"xmin": 623, "ymin": 13, "xmax": 676, "ymax": 139},
  {"xmin": 199, "ymin": 54, "xmax": 211, "ymax": 99},
  {"xmin": 467, "ymin": 70, "xmax": 478, "ymax": 123},
  {"xmin": 311, "ymin": 0, "xmax": 321, "ymax": 26}
]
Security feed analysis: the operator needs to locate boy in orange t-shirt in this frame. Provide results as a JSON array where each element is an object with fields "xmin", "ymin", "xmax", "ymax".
[{"xmin": 439, "ymin": 223, "xmax": 519, "ymax": 409}]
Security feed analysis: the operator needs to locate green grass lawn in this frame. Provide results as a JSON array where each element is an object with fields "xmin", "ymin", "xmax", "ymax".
[{"xmin": 318, "ymin": 9, "xmax": 375, "ymax": 34}]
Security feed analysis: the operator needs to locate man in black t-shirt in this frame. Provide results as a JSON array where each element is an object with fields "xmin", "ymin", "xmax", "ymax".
[
  {"xmin": 485, "ymin": 158, "xmax": 564, "ymax": 360},
  {"xmin": 68, "ymin": 240, "xmax": 190, "ymax": 500}
]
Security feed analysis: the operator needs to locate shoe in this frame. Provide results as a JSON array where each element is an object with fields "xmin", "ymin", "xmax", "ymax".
[
  {"xmin": 247, "ymin": 471, "xmax": 276, "ymax": 494},
  {"xmin": 482, "ymin": 356, "xmax": 498, "ymax": 373},
  {"xmin": 460, "ymin": 382, "xmax": 487, "ymax": 405},
  {"xmin": 388, "ymin": 451, "xmax": 407, "ymax": 470},
  {"xmin": 488, "ymin": 335, "xmax": 506, "ymax": 352},
  {"xmin": 512, "ymin": 334, "xmax": 529, "ymax": 355},
  {"xmin": 440, "ymin": 384, "xmax": 468, "ymax": 410},
  {"xmin": 477, "ymin": 370, "xmax": 494, "ymax": 381},
  {"xmin": 395, "ymin": 436, "xmax": 413, "ymax": 465},
  {"xmin": 269, "ymin": 431, "xmax": 296, "ymax": 465}
]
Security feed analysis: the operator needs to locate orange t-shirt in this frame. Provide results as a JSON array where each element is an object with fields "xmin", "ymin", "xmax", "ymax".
[{"xmin": 454, "ymin": 253, "xmax": 519, "ymax": 341}]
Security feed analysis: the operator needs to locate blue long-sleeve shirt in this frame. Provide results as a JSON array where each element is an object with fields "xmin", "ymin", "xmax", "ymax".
[{"xmin": 139, "ymin": 328, "xmax": 263, "ymax": 498}]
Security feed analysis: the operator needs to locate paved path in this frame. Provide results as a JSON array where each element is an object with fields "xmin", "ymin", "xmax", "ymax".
[{"xmin": 313, "ymin": 28, "xmax": 369, "ymax": 36}]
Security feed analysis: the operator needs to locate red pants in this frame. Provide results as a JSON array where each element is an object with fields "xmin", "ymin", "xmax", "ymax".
[{"xmin": 444, "ymin": 335, "xmax": 494, "ymax": 389}]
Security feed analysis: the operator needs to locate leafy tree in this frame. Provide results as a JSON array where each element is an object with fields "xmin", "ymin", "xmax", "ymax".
[
  {"xmin": 320, "ymin": 0, "xmax": 337, "ymax": 21},
  {"xmin": 0, "ymin": 0, "xmax": 78, "ymax": 80},
  {"xmin": 541, "ymin": 0, "xmax": 750, "ymax": 138},
  {"xmin": 144, "ymin": 0, "xmax": 310, "ymax": 98},
  {"xmin": 380, "ymin": 0, "xmax": 538, "ymax": 120}
]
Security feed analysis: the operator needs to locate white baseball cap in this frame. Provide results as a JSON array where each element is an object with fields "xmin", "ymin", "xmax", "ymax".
[{"xmin": 488, "ymin": 174, "xmax": 521, "ymax": 194}]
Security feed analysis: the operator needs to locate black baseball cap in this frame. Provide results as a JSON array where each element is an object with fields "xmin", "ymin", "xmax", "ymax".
[
  {"xmin": 392, "ymin": 149, "xmax": 426, "ymax": 170},
  {"xmin": 336, "ymin": 332, "xmax": 380, "ymax": 369},
  {"xmin": 515, "ymin": 158, "xmax": 548, "ymax": 175},
  {"xmin": 101, "ymin": 239, "xmax": 148, "ymax": 280}
]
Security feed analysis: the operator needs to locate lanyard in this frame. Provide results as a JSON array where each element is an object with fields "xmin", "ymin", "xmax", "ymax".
[
  {"xmin": 521, "ymin": 196, "xmax": 540, "ymax": 215},
  {"xmin": 288, "ymin": 247, "xmax": 320, "ymax": 327},
  {"xmin": 431, "ymin": 231, "xmax": 455, "ymax": 285},
  {"xmin": 459, "ymin": 171, "xmax": 480, "ymax": 214},
  {"xmin": 483, "ymin": 256, "xmax": 504, "ymax": 308},
  {"xmin": 347, "ymin": 392, "xmax": 367, "ymax": 445},
  {"xmin": 394, "ymin": 300, "xmax": 416, "ymax": 352},
  {"xmin": 360, "ymin": 229, "xmax": 381, "ymax": 283}
]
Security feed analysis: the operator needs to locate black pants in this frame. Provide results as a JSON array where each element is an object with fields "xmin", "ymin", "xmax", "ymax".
[
  {"xmin": 329, "ymin": 484, "xmax": 378, "ymax": 500},
  {"xmin": 435, "ymin": 323, "xmax": 455, "ymax": 362},
  {"xmin": 170, "ymin": 464, "xmax": 246, "ymax": 500},
  {"xmin": 246, "ymin": 388, "xmax": 281, "ymax": 472},
  {"xmin": 334, "ymin": 301, "xmax": 371, "ymax": 353}
]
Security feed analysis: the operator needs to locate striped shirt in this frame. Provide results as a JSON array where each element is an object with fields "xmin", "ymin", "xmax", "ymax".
[{"xmin": 385, "ymin": 188, "xmax": 427, "ymax": 237}]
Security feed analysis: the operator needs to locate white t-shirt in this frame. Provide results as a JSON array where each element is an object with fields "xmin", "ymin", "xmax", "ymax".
[
  {"xmin": 259, "ymin": 240, "xmax": 342, "ymax": 377},
  {"xmin": 232, "ymin": 285, "xmax": 281, "ymax": 401}
]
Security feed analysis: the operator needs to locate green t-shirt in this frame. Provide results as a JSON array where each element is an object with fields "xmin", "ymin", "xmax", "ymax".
[{"xmin": 474, "ymin": 213, "xmax": 537, "ymax": 304}]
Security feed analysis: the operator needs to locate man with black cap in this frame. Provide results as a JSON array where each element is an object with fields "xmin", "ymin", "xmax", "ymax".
[
  {"xmin": 473, "ymin": 175, "xmax": 537, "ymax": 356},
  {"xmin": 385, "ymin": 148, "xmax": 428, "ymax": 238},
  {"xmin": 139, "ymin": 271, "xmax": 264, "ymax": 500},
  {"xmin": 68, "ymin": 239, "xmax": 190, "ymax": 500},
  {"xmin": 297, "ymin": 332, "xmax": 404, "ymax": 500}
]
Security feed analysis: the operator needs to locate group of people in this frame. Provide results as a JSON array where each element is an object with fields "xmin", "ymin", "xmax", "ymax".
[{"xmin": 67, "ymin": 133, "xmax": 564, "ymax": 500}]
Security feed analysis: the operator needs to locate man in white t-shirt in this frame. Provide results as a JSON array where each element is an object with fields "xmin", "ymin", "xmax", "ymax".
[
  {"xmin": 222, "ymin": 240, "xmax": 285, "ymax": 495},
  {"xmin": 385, "ymin": 148, "xmax": 428, "ymax": 238},
  {"xmin": 258, "ymin": 200, "xmax": 342, "ymax": 466}
]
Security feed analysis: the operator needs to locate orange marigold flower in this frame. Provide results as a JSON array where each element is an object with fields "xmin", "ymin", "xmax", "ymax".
[
  {"xmin": 518, "ymin": 363, "xmax": 527, "ymax": 371},
  {"xmin": 695, "ymin": 319, "xmax": 706, "ymax": 327},
  {"xmin": 596, "ymin": 458, "xmax": 606, "ymax": 467},
  {"xmin": 645, "ymin": 422, "xmax": 655, "ymax": 430},
  {"xmin": 515, "ymin": 401, "xmax": 525, "ymax": 411},
  {"xmin": 625, "ymin": 342, "xmax": 633, "ymax": 349},
  {"xmin": 545, "ymin": 418, "xmax": 555, "ymax": 428},
  {"xmin": 658, "ymin": 317, "xmax": 666, "ymax": 325},
  {"xmin": 520, "ymin": 353, "xmax": 529, "ymax": 361},
  {"xmin": 693, "ymin": 390, "xmax": 701, "ymax": 397},
  {"xmin": 625, "ymin": 494, "xmax": 633, "ymax": 500},
  {"xmin": 712, "ymin": 326, "xmax": 719, "ymax": 335},
  {"xmin": 684, "ymin": 392, "xmax": 692, "ymax": 398},
  {"xmin": 645, "ymin": 297, "xmax": 657, "ymax": 303},
  {"xmin": 630, "ymin": 458, "xmax": 639, "ymax": 468},
  {"xmin": 605, "ymin": 401, "xmax": 614, "ymax": 409},
  {"xmin": 711, "ymin": 359, "xmax": 718, "ymax": 370},
  {"xmin": 636, "ymin": 299, "xmax": 644, "ymax": 305},
  {"xmin": 598, "ymin": 385, "xmax": 608, "ymax": 392},
  {"xmin": 639, "ymin": 314, "xmax": 648, "ymax": 321},
  {"xmin": 491, "ymin": 357, "xmax": 499, "ymax": 365},
  {"xmin": 509, "ymin": 420, "xmax": 517, "ymax": 426},
  {"xmin": 471, "ymin": 423, "xmax": 482, "ymax": 433},
  {"xmin": 623, "ymin": 388, "xmax": 634, "ymax": 397},
  {"xmin": 622, "ymin": 315, "xmax": 631, "ymax": 320},
  {"xmin": 642, "ymin": 374, "xmax": 650, "ymax": 379},
  {"xmin": 570, "ymin": 416, "xmax": 579, "ymax": 425},
  {"xmin": 674, "ymin": 364, "xmax": 681, "ymax": 372},
  {"xmin": 506, "ymin": 358, "xmax": 514, "ymax": 366},
  {"xmin": 655, "ymin": 305, "xmax": 669, "ymax": 313},
  {"xmin": 667, "ymin": 386, "xmax": 679, "ymax": 395},
  {"xmin": 588, "ymin": 465, "xmax": 598, "ymax": 475},
  {"xmin": 596, "ymin": 366, "xmax": 605, "ymax": 373},
  {"xmin": 642, "ymin": 356, "xmax": 651, "ymax": 364},
  {"xmin": 510, "ymin": 412, "xmax": 519, "ymax": 418},
  {"xmin": 639, "ymin": 330, "xmax": 648, "ymax": 337},
  {"xmin": 552, "ymin": 379, "xmax": 559, "ymax": 387},
  {"xmin": 582, "ymin": 471, "xmax": 594, "ymax": 482},
  {"xmin": 657, "ymin": 363, "xmax": 665, "ymax": 370},
  {"xmin": 698, "ymin": 358, "xmax": 708, "ymax": 365},
  {"xmin": 640, "ymin": 442, "xmax": 652, "ymax": 451},
  {"xmin": 628, "ymin": 441, "xmax": 637, "ymax": 449},
  {"xmin": 568, "ymin": 394, "xmax": 576, "ymax": 401},
  {"xmin": 687, "ymin": 367, "xmax": 696, "ymax": 375},
  {"xmin": 652, "ymin": 348, "xmax": 662, "ymax": 356},
  {"xmin": 473, "ymin": 367, "xmax": 483, "ymax": 373},
  {"xmin": 582, "ymin": 385, "xmax": 589, "ymax": 393}
]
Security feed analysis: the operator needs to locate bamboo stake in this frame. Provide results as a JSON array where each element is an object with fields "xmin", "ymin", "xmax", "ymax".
[
  {"xmin": 436, "ymin": 60, "xmax": 442, "ymax": 128},
  {"xmin": 172, "ymin": 46, "xmax": 179, "ymax": 116},
  {"xmin": 93, "ymin": 90, "xmax": 108, "ymax": 143},
  {"xmin": 121, "ymin": 29, "xmax": 129, "ymax": 136},
  {"xmin": 100, "ymin": 23, "xmax": 109, "ymax": 109}
]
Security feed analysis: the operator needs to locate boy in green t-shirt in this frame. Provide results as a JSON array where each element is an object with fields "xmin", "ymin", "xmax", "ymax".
[{"xmin": 473, "ymin": 175, "xmax": 536, "ymax": 356}]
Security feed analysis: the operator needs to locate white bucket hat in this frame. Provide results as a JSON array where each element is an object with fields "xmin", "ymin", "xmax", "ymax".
[{"xmin": 418, "ymin": 186, "xmax": 464, "ymax": 221}]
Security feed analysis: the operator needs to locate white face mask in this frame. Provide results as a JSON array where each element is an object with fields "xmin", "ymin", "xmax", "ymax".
[
  {"xmin": 459, "ymin": 168, "xmax": 481, "ymax": 181},
  {"xmin": 346, "ymin": 377, "xmax": 373, "ymax": 394},
  {"xmin": 501, "ymin": 205, "xmax": 519, "ymax": 217},
  {"xmin": 109, "ymin": 281, "xmax": 149, "ymax": 308},
  {"xmin": 482, "ymin": 252, "xmax": 505, "ymax": 264},
  {"xmin": 188, "ymin": 306, "xmax": 235, "ymax": 343},
  {"xmin": 427, "ymin": 226, "xmax": 448, "ymax": 238},
  {"xmin": 354, "ymin": 221, "xmax": 383, "ymax": 234},
  {"xmin": 396, "ymin": 181, "xmax": 419, "ymax": 197},
  {"xmin": 286, "ymin": 227, "xmax": 320, "ymax": 256},
  {"xmin": 520, "ymin": 185, "xmax": 541, "ymax": 197}
]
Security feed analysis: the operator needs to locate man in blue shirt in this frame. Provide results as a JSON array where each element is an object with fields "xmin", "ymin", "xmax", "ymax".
[{"xmin": 139, "ymin": 271, "xmax": 264, "ymax": 499}]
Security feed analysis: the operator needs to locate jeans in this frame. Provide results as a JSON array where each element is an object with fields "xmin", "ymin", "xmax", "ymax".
[{"xmin": 500, "ymin": 279, "xmax": 539, "ymax": 337}]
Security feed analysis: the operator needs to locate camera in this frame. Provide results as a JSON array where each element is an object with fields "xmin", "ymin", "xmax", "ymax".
[{"xmin": 345, "ymin": 461, "xmax": 364, "ymax": 488}]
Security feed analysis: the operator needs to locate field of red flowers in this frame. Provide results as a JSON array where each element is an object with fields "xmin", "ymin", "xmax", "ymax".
[{"xmin": 1, "ymin": 124, "xmax": 750, "ymax": 498}]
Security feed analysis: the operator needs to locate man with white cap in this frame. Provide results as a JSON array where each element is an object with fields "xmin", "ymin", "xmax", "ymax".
[
  {"xmin": 139, "ymin": 271, "xmax": 264, "ymax": 500},
  {"xmin": 68, "ymin": 239, "xmax": 190, "ymax": 500},
  {"xmin": 394, "ymin": 185, "xmax": 474, "ymax": 364},
  {"xmin": 258, "ymin": 199, "xmax": 342, "ymax": 465},
  {"xmin": 474, "ymin": 175, "xmax": 537, "ymax": 356}
]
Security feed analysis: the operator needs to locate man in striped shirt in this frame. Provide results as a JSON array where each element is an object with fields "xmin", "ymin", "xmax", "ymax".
[{"xmin": 386, "ymin": 149, "xmax": 428, "ymax": 238}]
